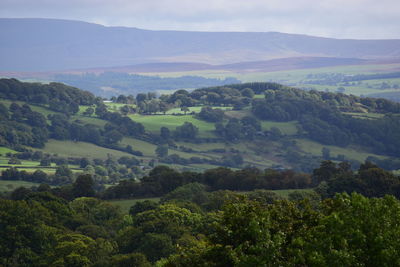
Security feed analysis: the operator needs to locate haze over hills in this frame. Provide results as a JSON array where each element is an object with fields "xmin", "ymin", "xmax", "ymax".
[{"xmin": 1, "ymin": 18, "xmax": 400, "ymax": 72}]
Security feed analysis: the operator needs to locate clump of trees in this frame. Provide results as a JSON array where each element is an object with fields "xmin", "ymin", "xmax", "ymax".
[
  {"xmin": 0, "ymin": 78, "xmax": 96, "ymax": 114},
  {"xmin": 196, "ymin": 106, "xmax": 224, "ymax": 122}
]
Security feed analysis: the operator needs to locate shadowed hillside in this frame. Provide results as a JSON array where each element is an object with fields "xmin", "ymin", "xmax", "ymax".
[{"xmin": 1, "ymin": 18, "xmax": 400, "ymax": 71}]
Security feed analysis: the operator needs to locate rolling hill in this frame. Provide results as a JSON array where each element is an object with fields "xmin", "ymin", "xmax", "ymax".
[
  {"xmin": 1, "ymin": 18, "xmax": 400, "ymax": 71},
  {"xmin": 1, "ymin": 78, "xmax": 400, "ymax": 176}
]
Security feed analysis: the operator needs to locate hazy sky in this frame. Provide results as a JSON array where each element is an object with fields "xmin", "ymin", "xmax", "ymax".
[{"xmin": 1, "ymin": 0, "xmax": 399, "ymax": 39}]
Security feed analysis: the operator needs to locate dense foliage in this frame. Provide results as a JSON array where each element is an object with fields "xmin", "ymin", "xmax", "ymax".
[
  {"xmin": 0, "ymin": 78, "xmax": 96, "ymax": 114},
  {"xmin": 101, "ymin": 166, "xmax": 312, "ymax": 199},
  {"xmin": 0, "ymin": 102, "xmax": 48, "ymax": 148},
  {"xmin": 1, "ymin": 161, "xmax": 400, "ymax": 266}
]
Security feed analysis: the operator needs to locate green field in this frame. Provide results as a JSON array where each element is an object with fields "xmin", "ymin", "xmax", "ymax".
[
  {"xmin": 129, "ymin": 114, "xmax": 216, "ymax": 138},
  {"xmin": 0, "ymin": 157, "xmax": 40, "ymax": 166},
  {"xmin": 38, "ymin": 139, "xmax": 132, "ymax": 159},
  {"xmin": 0, "ymin": 147, "xmax": 17, "ymax": 155},
  {"xmin": 71, "ymin": 115, "xmax": 108, "ymax": 127},
  {"xmin": 120, "ymin": 137, "xmax": 157, "ymax": 157},
  {"xmin": 0, "ymin": 155, "xmax": 82, "ymax": 174},
  {"xmin": 295, "ymin": 138, "xmax": 386, "ymax": 162},
  {"xmin": 0, "ymin": 167, "xmax": 57, "ymax": 174},
  {"xmin": 342, "ymin": 112, "xmax": 385, "ymax": 120},
  {"xmin": 0, "ymin": 180, "xmax": 42, "ymax": 192},
  {"xmin": 165, "ymin": 106, "xmax": 232, "ymax": 115},
  {"xmin": 253, "ymin": 94, "xmax": 265, "ymax": 99},
  {"xmin": 260, "ymin": 121, "xmax": 298, "ymax": 135},
  {"xmin": 105, "ymin": 102, "xmax": 136, "ymax": 112}
]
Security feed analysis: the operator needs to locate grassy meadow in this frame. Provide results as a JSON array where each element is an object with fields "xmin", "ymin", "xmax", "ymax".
[
  {"xmin": 38, "ymin": 139, "xmax": 132, "ymax": 159},
  {"xmin": 129, "ymin": 114, "xmax": 216, "ymax": 138},
  {"xmin": 0, "ymin": 180, "xmax": 43, "ymax": 192},
  {"xmin": 295, "ymin": 139, "xmax": 386, "ymax": 162}
]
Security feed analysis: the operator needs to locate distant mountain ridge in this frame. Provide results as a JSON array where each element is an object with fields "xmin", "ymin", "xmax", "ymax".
[{"xmin": 1, "ymin": 18, "xmax": 400, "ymax": 71}]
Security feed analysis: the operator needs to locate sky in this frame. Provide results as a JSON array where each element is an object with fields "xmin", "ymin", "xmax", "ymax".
[{"xmin": 1, "ymin": 0, "xmax": 399, "ymax": 39}]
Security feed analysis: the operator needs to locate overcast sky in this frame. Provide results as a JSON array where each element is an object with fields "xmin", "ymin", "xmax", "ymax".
[{"xmin": 1, "ymin": 0, "xmax": 399, "ymax": 39}]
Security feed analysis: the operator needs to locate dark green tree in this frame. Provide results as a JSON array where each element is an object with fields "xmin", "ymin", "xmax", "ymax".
[{"xmin": 72, "ymin": 174, "xmax": 95, "ymax": 198}]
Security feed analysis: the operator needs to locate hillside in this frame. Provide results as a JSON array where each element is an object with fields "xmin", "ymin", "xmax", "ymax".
[
  {"xmin": 1, "ymin": 78, "xmax": 400, "ymax": 180},
  {"xmin": 1, "ymin": 18, "xmax": 400, "ymax": 71}
]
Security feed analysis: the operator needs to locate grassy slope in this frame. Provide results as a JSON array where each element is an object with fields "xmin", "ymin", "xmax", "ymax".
[
  {"xmin": 295, "ymin": 138, "xmax": 386, "ymax": 162},
  {"xmin": 260, "ymin": 121, "xmax": 298, "ymax": 135},
  {"xmin": 342, "ymin": 112, "xmax": 384, "ymax": 120},
  {"xmin": 0, "ymin": 180, "xmax": 42, "ymax": 192},
  {"xmin": 0, "ymin": 147, "xmax": 17, "ymax": 155},
  {"xmin": 71, "ymin": 115, "xmax": 107, "ymax": 127},
  {"xmin": 37, "ymin": 139, "xmax": 132, "ymax": 159},
  {"xmin": 166, "ymin": 106, "xmax": 232, "ymax": 114},
  {"xmin": 1, "ymin": 88, "xmax": 395, "ymax": 172},
  {"xmin": 129, "ymin": 114, "xmax": 216, "ymax": 138}
]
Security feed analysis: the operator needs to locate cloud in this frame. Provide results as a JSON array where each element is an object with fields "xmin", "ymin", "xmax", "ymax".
[{"xmin": 0, "ymin": 0, "xmax": 399, "ymax": 39}]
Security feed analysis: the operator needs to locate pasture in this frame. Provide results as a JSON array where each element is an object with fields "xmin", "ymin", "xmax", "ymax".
[
  {"xmin": 0, "ymin": 147, "xmax": 17, "ymax": 155},
  {"xmin": 295, "ymin": 138, "xmax": 386, "ymax": 162},
  {"xmin": 38, "ymin": 139, "xmax": 132, "ymax": 159},
  {"xmin": 165, "ymin": 106, "xmax": 232, "ymax": 115},
  {"xmin": 0, "ymin": 180, "xmax": 42, "ymax": 192},
  {"xmin": 260, "ymin": 120, "xmax": 298, "ymax": 135},
  {"xmin": 129, "ymin": 114, "xmax": 216, "ymax": 138}
]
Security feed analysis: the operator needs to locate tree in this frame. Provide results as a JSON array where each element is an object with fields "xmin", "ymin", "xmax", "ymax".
[
  {"xmin": 72, "ymin": 174, "xmax": 95, "ymax": 198},
  {"xmin": 156, "ymin": 145, "xmax": 169, "ymax": 158},
  {"xmin": 138, "ymin": 233, "xmax": 174, "ymax": 262},
  {"xmin": 31, "ymin": 170, "xmax": 48, "ymax": 183},
  {"xmin": 104, "ymin": 130, "xmax": 123, "ymax": 144},
  {"xmin": 40, "ymin": 158, "xmax": 51, "ymax": 166},
  {"xmin": 160, "ymin": 127, "xmax": 171, "ymax": 140},
  {"xmin": 136, "ymin": 93, "xmax": 147, "ymax": 103},
  {"xmin": 129, "ymin": 200, "xmax": 159, "ymax": 216},
  {"xmin": 8, "ymin": 157, "xmax": 21, "ymax": 164},
  {"xmin": 241, "ymin": 87, "xmax": 255, "ymax": 98},
  {"xmin": 80, "ymin": 158, "xmax": 90, "ymax": 168},
  {"xmin": 322, "ymin": 147, "xmax": 331, "ymax": 160},
  {"xmin": 269, "ymin": 127, "xmax": 282, "ymax": 141},
  {"xmin": 55, "ymin": 165, "xmax": 73, "ymax": 178},
  {"xmin": 159, "ymin": 102, "xmax": 169, "ymax": 115},
  {"xmin": 120, "ymin": 105, "xmax": 130, "ymax": 115},
  {"xmin": 174, "ymin": 122, "xmax": 199, "ymax": 139},
  {"xmin": 95, "ymin": 104, "xmax": 108, "ymax": 117},
  {"xmin": 83, "ymin": 107, "xmax": 94, "ymax": 117},
  {"xmin": 181, "ymin": 107, "xmax": 190, "ymax": 115},
  {"xmin": 197, "ymin": 107, "xmax": 224, "ymax": 122}
]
